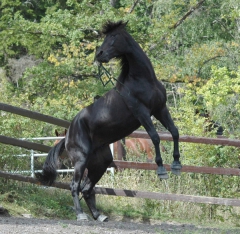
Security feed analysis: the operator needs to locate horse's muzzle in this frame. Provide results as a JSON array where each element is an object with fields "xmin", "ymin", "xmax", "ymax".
[{"xmin": 95, "ymin": 49, "xmax": 110, "ymax": 63}]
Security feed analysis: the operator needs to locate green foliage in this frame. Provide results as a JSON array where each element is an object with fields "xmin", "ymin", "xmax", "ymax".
[{"xmin": 197, "ymin": 67, "xmax": 240, "ymax": 136}]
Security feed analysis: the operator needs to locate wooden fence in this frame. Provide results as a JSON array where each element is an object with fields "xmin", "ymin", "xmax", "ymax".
[{"xmin": 1, "ymin": 102, "xmax": 240, "ymax": 207}]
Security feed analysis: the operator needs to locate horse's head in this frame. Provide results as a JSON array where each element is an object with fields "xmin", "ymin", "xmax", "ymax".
[{"xmin": 95, "ymin": 21, "xmax": 129, "ymax": 63}]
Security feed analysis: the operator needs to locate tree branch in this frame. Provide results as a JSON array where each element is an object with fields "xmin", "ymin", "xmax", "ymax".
[
  {"xmin": 128, "ymin": 0, "xmax": 140, "ymax": 14},
  {"xmin": 5, "ymin": 27, "xmax": 99, "ymax": 38},
  {"xmin": 170, "ymin": 0, "xmax": 206, "ymax": 29},
  {"xmin": 197, "ymin": 55, "xmax": 227, "ymax": 76},
  {"xmin": 71, "ymin": 73, "xmax": 98, "ymax": 80}
]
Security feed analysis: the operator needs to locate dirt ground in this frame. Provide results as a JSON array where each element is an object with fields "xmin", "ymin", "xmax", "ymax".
[{"xmin": 0, "ymin": 213, "xmax": 239, "ymax": 234}]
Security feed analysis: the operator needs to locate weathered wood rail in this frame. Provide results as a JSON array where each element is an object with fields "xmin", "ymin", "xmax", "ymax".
[
  {"xmin": 0, "ymin": 103, "xmax": 69, "ymax": 128},
  {"xmin": 1, "ymin": 134, "xmax": 239, "ymax": 176},
  {"xmin": 1, "ymin": 170, "xmax": 240, "ymax": 207}
]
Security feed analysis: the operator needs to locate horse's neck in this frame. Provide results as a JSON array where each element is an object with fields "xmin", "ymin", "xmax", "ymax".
[{"xmin": 120, "ymin": 42, "xmax": 155, "ymax": 81}]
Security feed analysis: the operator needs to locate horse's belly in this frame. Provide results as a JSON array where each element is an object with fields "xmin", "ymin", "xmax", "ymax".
[
  {"xmin": 90, "ymin": 108, "xmax": 140, "ymax": 145},
  {"xmin": 94, "ymin": 113, "xmax": 140, "ymax": 140},
  {"xmin": 88, "ymin": 89, "xmax": 142, "ymax": 145}
]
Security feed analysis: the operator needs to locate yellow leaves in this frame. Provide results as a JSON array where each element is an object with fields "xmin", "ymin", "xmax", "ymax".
[
  {"xmin": 68, "ymin": 80, "xmax": 74, "ymax": 87},
  {"xmin": 63, "ymin": 43, "xmax": 81, "ymax": 57},
  {"xmin": 189, "ymin": 0, "xmax": 198, "ymax": 7},
  {"xmin": 60, "ymin": 79, "xmax": 80, "ymax": 90},
  {"xmin": 86, "ymin": 43, "xmax": 95, "ymax": 50},
  {"xmin": 48, "ymin": 41, "xmax": 96, "ymax": 69},
  {"xmin": 233, "ymin": 84, "xmax": 240, "ymax": 93},
  {"xmin": 48, "ymin": 54, "xmax": 60, "ymax": 66},
  {"xmin": 185, "ymin": 43, "xmax": 226, "ymax": 70},
  {"xmin": 124, "ymin": 7, "xmax": 130, "ymax": 13},
  {"xmin": 169, "ymin": 74, "xmax": 178, "ymax": 82},
  {"xmin": 231, "ymin": 41, "xmax": 239, "ymax": 47},
  {"xmin": 119, "ymin": 7, "xmax": 131, "ymax": 13}
]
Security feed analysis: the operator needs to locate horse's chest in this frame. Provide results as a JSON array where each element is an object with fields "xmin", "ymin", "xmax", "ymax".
[{"xmin": 122, "ymin": 84, "xmax": 158, "ymax": 109}]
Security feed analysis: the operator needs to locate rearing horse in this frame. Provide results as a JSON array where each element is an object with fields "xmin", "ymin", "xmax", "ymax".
[{"xmin": 37, "ymin": 21, "xmax": 182, "ymax": 222}]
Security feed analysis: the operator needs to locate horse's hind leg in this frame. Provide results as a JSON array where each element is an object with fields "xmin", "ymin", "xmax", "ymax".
[
  {"xmin": 154, "ymin": 106, "xmax": 182, "ymax": 175},
  {"xmin": 66, "ymin": 137, "xmax": 92, "ymax": 221},
  {"xmin": 81, "ymin": 145, "xmax": 113, "ymax": 222},
  {"xmin": 69, "ymin": 154, "xmax": 89, "ymax": 221}
]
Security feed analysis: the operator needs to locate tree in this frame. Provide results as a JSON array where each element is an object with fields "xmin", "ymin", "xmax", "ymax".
[{"xmin": 0, "ymin": 0, "xmax": 239, "ymax": 138}]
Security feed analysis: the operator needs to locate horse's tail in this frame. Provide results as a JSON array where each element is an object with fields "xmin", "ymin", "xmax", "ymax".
[{"xmin": 36, "ymin": 138, "xmax": 66, "ymax": 185}]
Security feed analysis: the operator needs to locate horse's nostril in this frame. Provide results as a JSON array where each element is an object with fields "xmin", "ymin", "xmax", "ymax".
[{"xmin": 98, "ymin": 51, "xmax": 103, "ymax": 57}]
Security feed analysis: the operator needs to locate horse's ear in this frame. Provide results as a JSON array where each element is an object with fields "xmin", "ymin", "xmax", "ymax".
[
  {"xmin": 121, "ymin": 21, "xmax": 128, "ymax": 29},
  {"xmin": 55, "ymin": 129, "xmax": 59, "ymax": 136}
]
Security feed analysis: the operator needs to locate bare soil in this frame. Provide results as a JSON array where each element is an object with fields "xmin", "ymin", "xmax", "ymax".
[{"xmin": 0, "ymin": 213, "xmax": 239, "ymax": 234}]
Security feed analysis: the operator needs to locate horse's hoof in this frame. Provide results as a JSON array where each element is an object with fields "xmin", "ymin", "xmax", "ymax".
[
  {"xmin": 171, "ymin": 161, "xmax": 182, "ymax": 176},
  {"xmin": 77, "ymin": 213, "xmax": 89, "ymax": 221},
  {"xmin": 157, "ymin": 166, "xmax": 169, "ymax": 180},
  {"xmin": 97, "ymin": 214, "xmax": 108, "ymax": 222}
]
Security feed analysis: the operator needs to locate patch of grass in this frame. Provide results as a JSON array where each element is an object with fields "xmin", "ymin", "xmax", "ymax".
[
  {"xmin": 0, "ymin": 178, "xmax": 76, "ymax": 219},
  {"xmin": 95, "ymin": 167, "xmax": 240, "ymax": 229}
]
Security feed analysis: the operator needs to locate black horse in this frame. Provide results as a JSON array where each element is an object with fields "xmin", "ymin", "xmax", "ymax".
[{"xmin": 37, "ymin": 21, "xmax": 182, "ymax": 222}]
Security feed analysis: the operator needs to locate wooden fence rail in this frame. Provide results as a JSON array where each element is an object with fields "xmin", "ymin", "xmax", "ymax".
[
  {"xmin": 111, "ymin": 161, "xmax": 240, "ymax": 176},
  {"xmin": 1, "ymin": 102, "xmax": 240, "ymax": 147},
  {"xmin": 130, "ymin": 130, "xmax": 240, "ymax": 147},
  {"xmin": 0, "ymin": 103, "xmax": 70, "ymax": 128},
  {"xmin": 1, "ymin": 170, "xmax": 240, "ymax": 207},
  {"xmin": 1, "ymin": 135, "xmax": 240, "ymax": 176}
]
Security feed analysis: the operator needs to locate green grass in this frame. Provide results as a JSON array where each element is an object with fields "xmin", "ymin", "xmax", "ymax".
[
  {"xmin": 1, "ymin": 165, "xmax": 240, "ymax": 233},
  {"xmin": 0, "ymin": 179, "xmax": 76, "ymax": 219}
]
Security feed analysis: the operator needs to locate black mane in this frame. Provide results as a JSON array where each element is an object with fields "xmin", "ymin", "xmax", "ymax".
[{"xmin": 102, "ymin": 20, "xmax": 127, "ymax": 34}]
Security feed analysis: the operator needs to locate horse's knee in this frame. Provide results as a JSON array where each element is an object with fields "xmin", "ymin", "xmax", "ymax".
[{"xmin": 171, "ymin": 127, "xmax": 179, "ymax": 140}]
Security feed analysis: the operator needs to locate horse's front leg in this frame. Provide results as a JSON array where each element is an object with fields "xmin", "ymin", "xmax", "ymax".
[
  {"xmin": 145, "ymin": 123, "xmax": 169, "ymax": 179},
  {"xmin": 131, "ymin": 107, "xmax": 168, "ymax": 179},
  {"xmin": 154, "ymin": 106, "xmax": 182, "ymax": 176}
]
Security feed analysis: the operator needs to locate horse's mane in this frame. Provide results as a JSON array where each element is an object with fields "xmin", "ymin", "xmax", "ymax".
[{"xmin": 102, "ymin": 20, "xmax": 127, "ymax": 34}]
